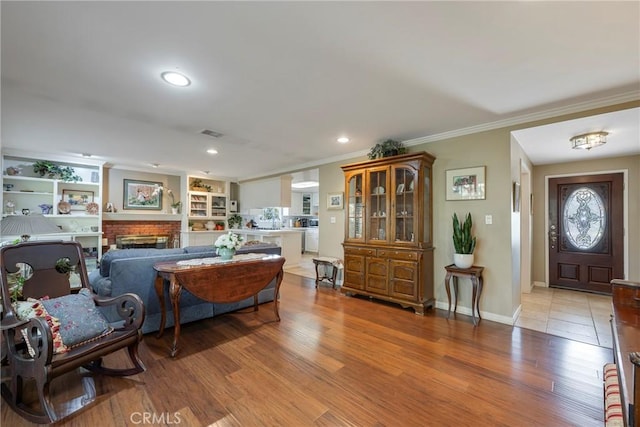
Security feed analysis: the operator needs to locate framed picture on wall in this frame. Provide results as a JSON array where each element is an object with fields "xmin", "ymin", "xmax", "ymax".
[
  {"xmin": 123, "ymin": 179, "xmax": 163, "ymax": 210},
  {"xmin": 62, "ymin": 189, "xmax": 94, "ymax": 211},
  {"xmin": 445, "ymin": 166, "xmax": 486, "ymax": 200},
  {"xmin": 327, "ymin": 192, "xmax": 344, "ymax": 210}
]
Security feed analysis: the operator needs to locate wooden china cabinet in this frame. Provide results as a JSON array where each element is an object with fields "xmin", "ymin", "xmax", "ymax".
[{"xmin": 341, "ymin": 151, "xmax": 435, "ymax": 314}]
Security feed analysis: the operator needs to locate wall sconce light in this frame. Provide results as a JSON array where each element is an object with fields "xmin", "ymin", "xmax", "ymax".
[{"xmin": 570, "ymin": 131, "xmax": 608, "ymax": 150}]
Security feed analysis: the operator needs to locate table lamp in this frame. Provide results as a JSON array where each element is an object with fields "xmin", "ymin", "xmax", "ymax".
[{"xmin": 1, "ymin": 214, "xmax": 62, "ymax": 242}]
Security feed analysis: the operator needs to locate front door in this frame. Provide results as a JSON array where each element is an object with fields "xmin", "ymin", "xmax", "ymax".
[{"xmin": 548, "ymin": 173, "xmax": 624, "ymax": 294}]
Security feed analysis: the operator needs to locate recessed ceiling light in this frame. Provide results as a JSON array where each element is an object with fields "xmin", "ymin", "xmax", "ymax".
[
  {"xmin": 161, "ymin": 71, "xmax": 191, "ymax": 87},
  {"xmin": 206, "ymin": 148, "xmax": 218, "ymax": 155},
  {"xmin": 337, "ymin": 137, "xmax": 350, "ymax": 143}
]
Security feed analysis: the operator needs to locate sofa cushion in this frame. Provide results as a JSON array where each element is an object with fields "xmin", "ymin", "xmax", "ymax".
[
  {"xmin": 100, "ymin": 248, "xmax": 185, "ymax": 276},
  {"xmin": 89, "ymin": 269, "xmax": 112, "ymax": 296},
  {"xmin": 183, "ymin": 245, "xmax": 216, "ymax": 254}
]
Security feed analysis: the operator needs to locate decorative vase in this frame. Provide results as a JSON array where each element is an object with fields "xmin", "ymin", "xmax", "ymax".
[
  {"xmin": 453, "ymin": 253, "xmax": 474, "ymax": 269},
  {"xmin": 217, "ymin": 247, "xmax": 235, "ymax": 260},
  {"xmin": 171, "ymin": 207, "xmax": 178, "ymax": 214}
]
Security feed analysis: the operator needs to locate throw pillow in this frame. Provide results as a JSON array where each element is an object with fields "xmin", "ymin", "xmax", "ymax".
[
  {"xmin": 13, "ymin": 300, "xmax": 68, "ymax": 354},
  {"xmin": 40, "ymin": 288, "xmax": 113, "ymax": 349}
]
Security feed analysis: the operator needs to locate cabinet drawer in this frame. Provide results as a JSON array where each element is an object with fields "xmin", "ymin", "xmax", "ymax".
[
  {"xmin": 377, "ymin": 249, "xmax": 418, "ymax": 261},
  {"xmin": 344, "ymin": 246, "xmax": 376, "ymax": 257}
]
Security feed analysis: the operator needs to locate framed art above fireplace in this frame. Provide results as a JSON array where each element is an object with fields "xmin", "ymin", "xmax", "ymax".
[{"xmin": 123, "ymin": 179, "xmax": 163, "ymax": 210}]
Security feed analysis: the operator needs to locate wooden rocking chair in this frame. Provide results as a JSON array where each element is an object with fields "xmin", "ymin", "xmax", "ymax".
[{"xmin": 0, "ymin": 240, "xmax": 146, "ymax": 423}]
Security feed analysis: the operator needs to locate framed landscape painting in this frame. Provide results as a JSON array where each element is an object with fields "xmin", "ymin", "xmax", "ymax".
[
  {"xmin": 62, "ymin": 189, "xmax": 94, "ymax": 211},
  {"xmin": 123, "ymin": 179, "xmax": 162, "ymax": 210}
]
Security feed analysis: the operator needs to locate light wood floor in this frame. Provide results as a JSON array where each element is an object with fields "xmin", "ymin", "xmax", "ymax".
[{"xmin": 2, "ymin": 272, "xmax": 613, "ymax": 426}]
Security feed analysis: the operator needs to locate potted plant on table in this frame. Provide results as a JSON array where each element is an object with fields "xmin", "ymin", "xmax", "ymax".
[
  {"xmin": 452, "ymin": 212, "xmax": 476, "ymax": 269},
  {"xmin": 214, "ymin": 231, "xmax": 243, "ymax": 260}
]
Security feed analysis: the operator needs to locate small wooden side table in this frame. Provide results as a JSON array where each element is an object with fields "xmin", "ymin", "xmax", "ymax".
[
  {"xmin": 312, "ymin": 257, "xmax": 340, "ymax": 289},
  {"xmin": 444, "ymin": 264, "xmax": 484, "ymax": 326}
]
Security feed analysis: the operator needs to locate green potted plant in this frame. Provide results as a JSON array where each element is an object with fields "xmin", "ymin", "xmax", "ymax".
[
  {"xmin": 228, "ymin": 213, "xmax": 243, "ymax": 229},
  {"xmin": 452, "ymin": 212, "xmax": 476, "ymax": 269},
  {"xmin": 33, "ymin": 161, "xmax": 82, "ymax": 182},
  {"xmin": 367, "ymin": 139, "xmax": 407, "ymax": 160}
]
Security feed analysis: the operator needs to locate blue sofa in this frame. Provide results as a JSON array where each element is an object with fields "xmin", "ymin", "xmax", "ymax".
[{"xmin": 89, "ymin": 244, "xmax": 282, "ymax": 334}]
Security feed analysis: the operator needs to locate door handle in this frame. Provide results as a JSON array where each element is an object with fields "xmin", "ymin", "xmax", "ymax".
[{"xmin": 549, "ymin": 224, "xmax": 557, "ymax": 248}]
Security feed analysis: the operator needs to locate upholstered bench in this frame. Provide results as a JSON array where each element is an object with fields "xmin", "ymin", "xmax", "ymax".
[
  {"xmin": 604, "ymin": 363, "xmax": 624, "ymax": 426},
  {"xmin": 312, "ymin": 257, "xmax": 341, "ymax": 289}
]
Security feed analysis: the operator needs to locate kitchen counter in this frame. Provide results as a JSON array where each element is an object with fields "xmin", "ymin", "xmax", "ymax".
[{"xmin": 181, "ymin": 229, "xmax": 303, "ymax": 267}]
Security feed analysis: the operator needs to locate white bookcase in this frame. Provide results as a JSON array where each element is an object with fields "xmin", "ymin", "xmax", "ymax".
[{"xmin": 1, "ymin": 151, "xmax": 105, "ymax": 262}]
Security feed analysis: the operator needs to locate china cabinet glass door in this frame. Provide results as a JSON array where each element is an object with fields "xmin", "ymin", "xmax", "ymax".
[
  {"xmin": 346, "ymin": 172, "xmax": 364, "ymax": 240},
  {"xmin": 392, "ymin": 165, "xmax": 418, "ymax": 243},
  {"xmin": 367, "ymin": 168, "xmax": 388, "ymax": 242}
]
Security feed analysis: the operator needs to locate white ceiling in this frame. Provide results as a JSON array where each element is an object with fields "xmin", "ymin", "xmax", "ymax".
[{"xmin": 1, "ymin": 2, "xmax": 639, "ymax": 180}]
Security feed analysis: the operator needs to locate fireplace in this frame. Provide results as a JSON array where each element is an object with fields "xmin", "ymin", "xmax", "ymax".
[
  {"xmin": 116, "ymin": 234, "xmax": 170, "ymax": 249},
  {"xmin": 102, "ymin": 219, "xmax": 182, "ymax": 252}
]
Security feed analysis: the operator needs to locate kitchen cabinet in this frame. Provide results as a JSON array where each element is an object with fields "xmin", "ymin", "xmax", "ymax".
[
  {"xmin": 290, "ymin": 192, "xmax": 303, "ymax": 215},
  {"xmin": 311, "ymin": 192, "xmax": 319, "ymax": 215},
  {"xmin": 302, "ymin": 193, "xmax": 311, "ymax": 214},
  {"xmin": 239, "ymin": 175, "xmax": 292, "ymax": 210},
  {"xmin": 305, "ymin": 228, "xmax": 319, "ymax": 252},
  {"xmin": 1, "ymin": 152, "xmax": 104, "ymax": 262},
  {"xmin": 341, "ymin": 152, "xmax": 435, "ymax": 314}
]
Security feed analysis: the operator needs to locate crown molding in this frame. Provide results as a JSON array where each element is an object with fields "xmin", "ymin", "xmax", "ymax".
[{"xmin": 403, "ymin": 91, "xmax": 640, "ymax": 146}]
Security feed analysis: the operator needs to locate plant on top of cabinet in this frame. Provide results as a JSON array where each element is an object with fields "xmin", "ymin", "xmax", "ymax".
[
  {"xmin": 33, "ymin": 161, "xmax": 82, "ymax": 182},
  {"xmin": 190, "ymin": 178, "xmax": 211, "ymax": 192},
  {"xmin": 367, "ymin": 139, "xmax": 407, "ymax": 160}
]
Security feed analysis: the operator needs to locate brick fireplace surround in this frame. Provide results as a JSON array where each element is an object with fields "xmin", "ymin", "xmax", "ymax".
[{"xmin": 102, "ymin": 220, "xmax": 182, "ymax": 252}]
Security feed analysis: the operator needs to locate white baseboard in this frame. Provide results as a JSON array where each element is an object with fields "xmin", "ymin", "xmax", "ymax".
[{"xmin": 434, "ymin": 301, "xmax": 514, "ymax": 326}]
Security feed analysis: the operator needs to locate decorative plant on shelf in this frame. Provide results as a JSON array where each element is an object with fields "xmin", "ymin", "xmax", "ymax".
[
  {"xmin": 228, "ymin": 213, "xmax": 243, "ymax": 229},
  {"xmin": 190, "ymin": 178, "xmax": 212, "ymax": 192},
  {"xmin": 367, "ymin": 139, "xmax": 407, "ymax": 160},
  {"xmin": 33, "ymin": 161, "xmax": 82, "ymax": 182},
  {"xmin": 452, "ymin": 212, "xmax": 476, "ymax": 269}
]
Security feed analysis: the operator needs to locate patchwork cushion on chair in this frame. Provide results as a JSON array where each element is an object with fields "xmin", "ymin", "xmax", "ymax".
[
  {"xmin": 39, "ymin": 288, "xmax": 114, "ymax": 348},
  {"xmin": 13, "ymin": 300, "xmax": 69, "ymax": 354}
]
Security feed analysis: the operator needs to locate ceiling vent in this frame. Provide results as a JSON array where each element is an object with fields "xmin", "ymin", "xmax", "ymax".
[{"xmin": 200, "ymin": 129, "xmax": 224, "ymax": 138}]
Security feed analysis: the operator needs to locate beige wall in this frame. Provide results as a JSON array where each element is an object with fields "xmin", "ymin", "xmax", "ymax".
[
  {"xmin": 532, "ymin": 155, "xmax": 640, "ymax": 283},
  {"xmin": 103, "ymin": 168, "xmax": 182, "ymax": 213},
  {"xmin": 314, "ymin": 101, "xmax": 639, "ymax": 324}
]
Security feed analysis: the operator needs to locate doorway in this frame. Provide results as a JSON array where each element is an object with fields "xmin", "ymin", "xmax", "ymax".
[{"xmin": 548, "ymin": 173, "xmax": 624, "ymax": 294}]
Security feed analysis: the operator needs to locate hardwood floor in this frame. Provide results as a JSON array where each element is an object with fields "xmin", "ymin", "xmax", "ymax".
[{"xmin": 2, "ymin": 273, "xmax": 613, "ymax": 426}]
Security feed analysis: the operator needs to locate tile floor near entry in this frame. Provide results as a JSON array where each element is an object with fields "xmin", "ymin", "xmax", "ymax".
[{"xmin": 515, "ymin": 286, "xmax": 613, "ymax": 348}]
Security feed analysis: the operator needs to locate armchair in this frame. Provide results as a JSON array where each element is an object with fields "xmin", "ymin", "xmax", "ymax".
[{"xmin": 0, "ymin": 240, "xmax": 146, "ymax": 423}]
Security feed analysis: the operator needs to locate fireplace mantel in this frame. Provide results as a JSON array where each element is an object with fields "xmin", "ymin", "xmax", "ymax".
[{"xmin": 103, "ymin": 213, "xmax": 182, "ymax": 221}]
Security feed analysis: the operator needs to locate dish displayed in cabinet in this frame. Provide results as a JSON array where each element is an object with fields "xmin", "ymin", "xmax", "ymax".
[
  {"xmin": 85, "ymin": 202, "xmax": 99, "ymax": 215},
  {"xmin": 57, "ymin": 201, "xmax": 71, "ymax": 214}
]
